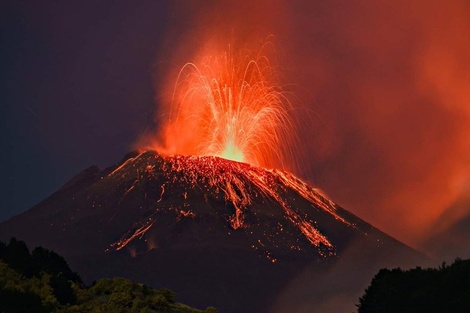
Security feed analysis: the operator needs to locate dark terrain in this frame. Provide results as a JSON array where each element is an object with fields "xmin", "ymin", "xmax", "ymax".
[{"xmin": 0, "ymin": 150, "xmax": 426, "ymax": 312}]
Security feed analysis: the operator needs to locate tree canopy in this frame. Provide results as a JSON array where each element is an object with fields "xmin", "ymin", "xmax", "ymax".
[{"xmin": 357, "ymin": 258, "xmax": 470, "ymax": 313}]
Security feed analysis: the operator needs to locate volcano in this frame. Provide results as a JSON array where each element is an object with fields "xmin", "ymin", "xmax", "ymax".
[{"xmin": 0, "ymin": 150, "xmax": 424, "ymax": 312}]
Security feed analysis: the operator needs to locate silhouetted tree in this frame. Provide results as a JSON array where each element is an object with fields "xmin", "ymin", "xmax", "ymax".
[
  {"xmin": 31, "ymin": 246, "xmax": 82, "ymax": 284},
  {"xmin": 0, "ymin": 241, "xmax": 6, "ymax": 259},
  {"xmin": 3, "ymin": 237, "xmax": 33, "ymax": 276},
  {"xmin": 50, "ymin": 273, "xmax": 77, "ymax": 305},
  {"xmin": 357, "ymin": 259, "xmax": 470, "ymax": 313}
]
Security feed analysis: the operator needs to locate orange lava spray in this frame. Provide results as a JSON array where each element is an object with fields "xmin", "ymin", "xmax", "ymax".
[{"xmin": 155, "ymin": 44, "xmax": 296, "ymax": 170}]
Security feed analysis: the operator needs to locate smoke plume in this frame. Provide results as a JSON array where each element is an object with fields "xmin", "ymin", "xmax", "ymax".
[{"xmin": 152, "ymin": 0, "xmax": 470, "ymax": 254}]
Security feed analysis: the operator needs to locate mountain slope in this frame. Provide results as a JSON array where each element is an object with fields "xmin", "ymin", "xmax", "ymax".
[{"xmin": 0, "ymin": 150, "xmax": 425, "ymax": 313}]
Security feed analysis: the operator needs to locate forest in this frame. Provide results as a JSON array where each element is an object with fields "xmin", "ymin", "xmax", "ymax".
[
  {"xmin": 0, "ymin": 238, "xmax": 217, "ymax": 313},
  {"xmin": 2, "ymin": 237, "xmax": 469, "ymax": 312},
  {"xmin": 357, "ymin": 258, "xmax": 470, "ymax": 312}
]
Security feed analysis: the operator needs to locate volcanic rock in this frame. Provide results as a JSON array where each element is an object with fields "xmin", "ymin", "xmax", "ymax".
[{"xmin": 0, "ymin": 150, "xmax": 425, "ymax": 313}]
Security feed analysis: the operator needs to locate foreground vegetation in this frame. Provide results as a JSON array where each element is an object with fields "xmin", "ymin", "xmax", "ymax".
[
  {"xmin": 0, "ymin": 238, "xmax": 217, "ymax": 313},
  {"xmin": 357, "ymin": 258, "xmax": 470, "ymax": 313}
]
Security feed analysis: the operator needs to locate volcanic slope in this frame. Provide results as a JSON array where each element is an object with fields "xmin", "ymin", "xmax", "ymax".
[{"xmin": 0, "ymin": 150, "xmax": 424, "ymax": 313}]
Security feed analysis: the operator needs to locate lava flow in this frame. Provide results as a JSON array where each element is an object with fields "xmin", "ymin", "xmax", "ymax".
[
  {"xmin": 106, "ymin": 151, "xmax": 369, "ymax": 259},
  {"xmin": 151, "ymin": 45, "xmax": 296, "ymax": 170}
]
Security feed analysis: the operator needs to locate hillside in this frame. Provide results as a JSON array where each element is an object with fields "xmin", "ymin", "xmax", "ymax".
[{"xmin": 0, "ymin": 238, "xmax": 216, "ymax": 313}]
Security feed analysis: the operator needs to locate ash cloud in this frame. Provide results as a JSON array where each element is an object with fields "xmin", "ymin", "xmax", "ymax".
[{"xmin": 155, "ymin": 1, "xmax": 470, "ymax": 255}]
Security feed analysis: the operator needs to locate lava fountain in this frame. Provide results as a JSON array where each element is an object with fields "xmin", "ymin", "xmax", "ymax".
[{"xmin": 154, "ymin": 45, "xmax": 296, "ymax": 170}]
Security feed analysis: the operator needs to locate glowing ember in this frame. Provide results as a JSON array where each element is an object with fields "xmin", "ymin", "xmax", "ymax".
[{"xmin": 153, "ymin": 45, "xmax": 295, "ymax": 170}]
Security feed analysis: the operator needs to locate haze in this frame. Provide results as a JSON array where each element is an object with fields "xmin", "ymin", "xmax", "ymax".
[{"xmin": 1, "ymin": 0, "xmax": 469, "ymax": 261}]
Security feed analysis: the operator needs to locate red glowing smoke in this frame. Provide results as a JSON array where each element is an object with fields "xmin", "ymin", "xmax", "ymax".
[
  {"xmin": 149, "ymin": 43, "xmax": 296, "ymax": 171},
  {"xmin": 144, "ymin": 0, "xmax": 470, "ymax": 252}
]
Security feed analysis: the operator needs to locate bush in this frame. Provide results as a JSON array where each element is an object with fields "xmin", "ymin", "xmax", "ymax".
[
  {"xmin": 0, "ymin": 238, "xmax": 213, "ymax": 313},
  {"xmin": 109, "ymin": 291, "xmax": 133, "ymax": 308},
  {"xmin": 0, "ymin": 288, "xmax": 48, "ymax": 313},
  {"xmin": 205, "ymin": 306, "xmax": 218, "ymax": 313}
]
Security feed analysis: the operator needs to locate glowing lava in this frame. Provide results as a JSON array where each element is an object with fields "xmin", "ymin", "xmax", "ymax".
[
  {"xmin": 107, "ymin": 151, "xmax": 366, "ymax": 258},
  {"xmin": 155, "ymin": 45, "xmax": 295, "ymax": 170},
  {"xmin": 120, "ymin": 45, "xmax": 363, "ymax": 260}
]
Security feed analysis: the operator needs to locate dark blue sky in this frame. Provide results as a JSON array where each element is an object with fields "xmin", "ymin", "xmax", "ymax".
[{"xmin": 0, "ymin": 1, "xmax": 175, "ymax": 221}]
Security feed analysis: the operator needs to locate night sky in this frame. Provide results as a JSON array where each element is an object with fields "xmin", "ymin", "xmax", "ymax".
[
  {"xmin": 2, "ymin": 1, "xmax": 470, "ymax": 258},
  {"xmin": 1, "ymin": 1, "xmax": 171, "ymax": 220}
]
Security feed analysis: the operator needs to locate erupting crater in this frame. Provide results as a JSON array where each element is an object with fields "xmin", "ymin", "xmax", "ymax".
[{"xmin": 125, "ymin": 47, "xmax": 367, "ymax": 261}]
